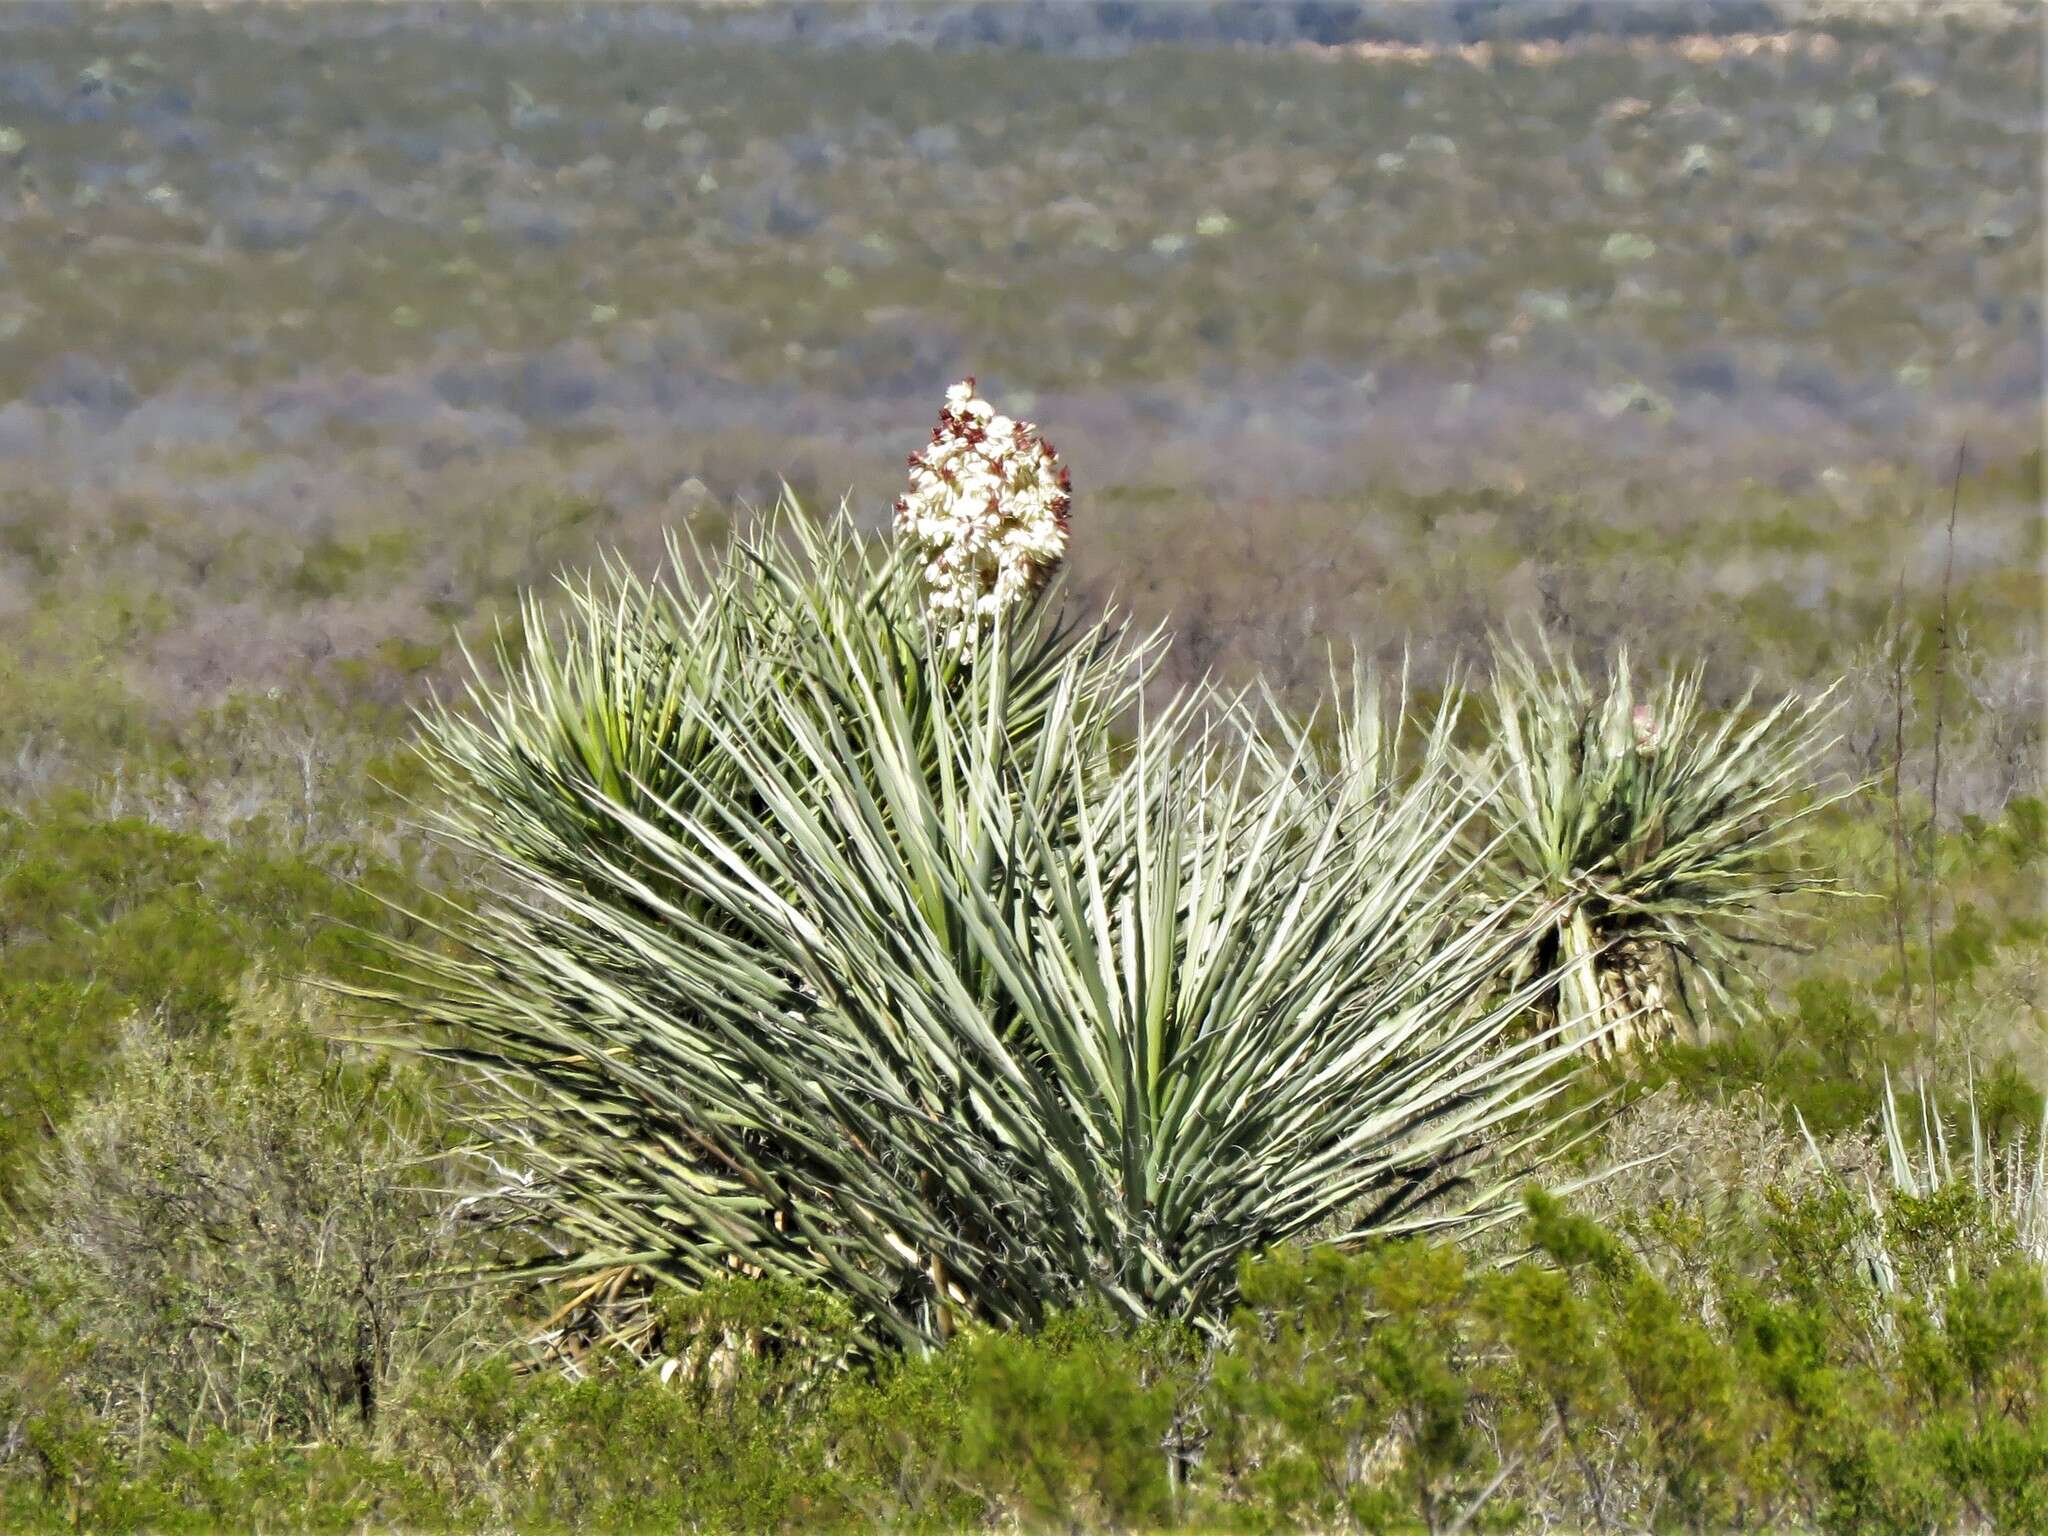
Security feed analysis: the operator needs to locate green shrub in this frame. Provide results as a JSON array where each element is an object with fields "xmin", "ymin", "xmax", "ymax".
[
  {"xmin": 8, "ymin": 1171, "xmax": 2044, "ymax": 1533},
  {"xmin": 413, "ymin": 1363, "xmax": 824, "ymax": 1532},
  {"xmin": 945, "ymin": 1312, "xmax": 1182, "ymax": 1534},
  {"xmin": 3, "ymin": 1001, "xmax": 486, "ymax": 1452},
  {"xmin": 1212, "ymin": 1241, "xmax": 1503, "ymax": 1533},
  {"xmin": 1201, "ymin": 1175, "xmax": 2046, "ymax": 1535},
  {"xmin": 0, "ymin": 795, "xmax": 408, "ymax": 1178},
  {"xmin": 813, "ymin": 1332, "xmax": 982, "ymax": 1532}
]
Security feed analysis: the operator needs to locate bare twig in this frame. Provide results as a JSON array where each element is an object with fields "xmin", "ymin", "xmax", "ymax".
[
  {"xmin": 1923, "ymin": 441, "xmax": 1964, "ymax": 1045},
  {"xmin": 1886, "ymin": 582, "xmax": 1913, "ymax": 1034},
  {"xmin": 1443, "ymin": 1423, "xmax": 1553, "ymax": 1536}
]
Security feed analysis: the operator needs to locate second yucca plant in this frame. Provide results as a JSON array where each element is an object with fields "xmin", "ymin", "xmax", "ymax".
[
  {"xmin": 1464, "ymin": 634, "xmax": 1845, "ymax": 1054},
  {"xmin": 1851, "ymin": 1072, "xmax": 2048, "ymax": 1300}
]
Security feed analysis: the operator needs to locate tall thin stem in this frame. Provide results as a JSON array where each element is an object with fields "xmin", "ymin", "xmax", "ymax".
[
  {"xmin": 1886, "ymin": 580, "xmax": 1912, "ymax": 1033},
  {"xmin": 1923, "ymin": 441, "xmax": 1964, "ymax": 1046}
]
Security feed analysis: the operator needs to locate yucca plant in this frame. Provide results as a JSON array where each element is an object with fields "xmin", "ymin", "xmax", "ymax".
[
  {"xmin": 1885, "ymin": 1075, "xmax": 2048, "ymax": 1250},
  {"xmin": 1463, "ymin": 633, "xmax": 1845, "ymax": 1054},
  {"xmin": 1789, "ymin": 1071, "xmax": 2046, "ymax": 1344},
  {"xmin": 360, "ymin": 375, "xmax": 1605, "ymax": 1346},
  {"xmin": 371, "ymin": 561, "xmax": 1590, "ymax": 1346},
  {"xmin": 1864, "ymin": 1071, "xmax": 2046, "ymax": 1293}
]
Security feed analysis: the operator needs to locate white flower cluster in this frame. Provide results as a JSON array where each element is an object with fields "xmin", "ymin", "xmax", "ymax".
[
  {"xmin": 1631, "ymin": 703, "xmax": 1660, "ymax": 756},
  {"xmin": 894, "ymin": 378, "xmax": 1072, "ymax": 650}
]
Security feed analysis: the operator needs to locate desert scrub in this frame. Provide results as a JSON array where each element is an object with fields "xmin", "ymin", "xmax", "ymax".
[
  {"xmin": 1629, "ymin": 796, "xmax": 2048, "ymax": 1143},
  {"xmin": 1202, "ymin": 1182, "xmax": 2047, "ymax": 1535},
  {"xmin": 6, "ymin": 1176, "xmax": 2042, "ymax": 1533},
  {"xmin": 0, "ymin": 793, "xmax": 414, "ymax": 1179},
  {"xmin": 1207, "ymin": 1239, "xmax": 1499, "ymax": 1533},
  {"xmin": 1, "ymin": 994, "xmax": 490, "ymax": 1453}
]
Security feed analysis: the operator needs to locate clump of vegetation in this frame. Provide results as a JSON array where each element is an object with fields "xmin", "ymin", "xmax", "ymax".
[
  {"xmin": 2, "ymin": 996, "xmax": 486, "ymax": 1451},
  {"xmin": 0, "ymin": 495, "xmax": 2035, "ymax": 1535},
  {"xmin": 0, "ymin": 794, "xmax": 410, "ymax": 1179},
  {"xmin": 1813, "ymin": 1070, "xmax": 2047, "ymax": 1298},
  {"xmin": 1463, "ymin": 634, "xmax": 1847, "ymax": 1054},
  {"xmin": 0, "ymin": 17, "xmax": 2037, "ymax": 1513},
  {"xmin": 375, "ymin": 443, "xmax": 1597, "ymax": 1346},
  {"xmin": 6, "ymin": 1164, "xmax": 2040, "ymax": 1534}
]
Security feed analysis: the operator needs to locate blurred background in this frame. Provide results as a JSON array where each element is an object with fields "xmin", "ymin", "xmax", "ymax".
[{"xmin": 0, "ymin": 0, "xmax": 2037, "ymax": 848}]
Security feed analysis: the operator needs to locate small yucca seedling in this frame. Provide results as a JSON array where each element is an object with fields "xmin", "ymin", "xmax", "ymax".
[
  {"xmin": 1796, "ymin": 1071, "xmax": 2046, "ymax": 1332},
  {"xmin": 1868, "ymin": 1071, "xmax": 2046, "ymax": 1291},
  {"xmin": 1464, "ymin": 633, "xmax": 1846, "ymax": 1054}
]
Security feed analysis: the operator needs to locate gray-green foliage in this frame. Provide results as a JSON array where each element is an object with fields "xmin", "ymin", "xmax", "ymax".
[
  {"xmin": 375, "ymin": 508, "xmax": 1592, "ymax": 1346},
  {"xmin": 1464, "ymin": 632, "xmax": 1846, "ymax": 1053},
  {"xmin": 1804, "ymin": 1071, "xmax": 2048, "ymax": 1309},
  {"xmin": 2, "ymin": 995, "xmax": 480, "ymax": 1448}
]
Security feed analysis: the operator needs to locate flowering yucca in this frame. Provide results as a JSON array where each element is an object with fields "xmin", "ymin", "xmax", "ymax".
[
  {"xmin": 372, "ymin": 503, "xmax": 1598, "ymax": 1349},
  {"xmin": 894, "ymin": 378, "xmax": 1071, "ymax": 649}
]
